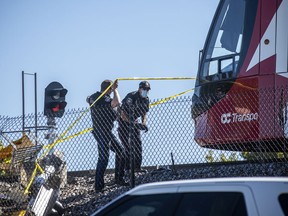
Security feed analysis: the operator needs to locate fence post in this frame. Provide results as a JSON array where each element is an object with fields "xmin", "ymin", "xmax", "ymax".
[{"xmin": 128, "ymin": 105, "xmax": 135, "ymax": 188}]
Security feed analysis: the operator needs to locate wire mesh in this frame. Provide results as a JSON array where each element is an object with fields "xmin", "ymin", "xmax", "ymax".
[{"xmin": 0, "ymin": 89, "xmax": 288, "ymax": 215}]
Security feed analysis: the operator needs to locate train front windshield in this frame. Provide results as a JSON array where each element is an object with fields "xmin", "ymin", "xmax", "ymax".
[{"xmin": 198, "ymin": 0, "xmax": 258, "ymax": 84}]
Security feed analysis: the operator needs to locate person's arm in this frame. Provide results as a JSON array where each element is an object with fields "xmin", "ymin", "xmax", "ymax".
[
  {"xmin": 136, "ymin": 113, "xmax": 148, "ymax": 132},
  {"xmin": 86, "ymin": 94, "xmax": 95, "ymax": 106},
  {"xmin": 120, "ymin": 109, "xmax": 129, "ymax": 121},
  {"xmin": 141, "ymin": 98, "xmax": 150, "ymax": 124},
  {"xmin": 141, "ymin": 113, "xmax": 147, "ymax": 125},
  {"xmin": 111, "ymin": 80, "xmax": 121, "ymax": 108}
]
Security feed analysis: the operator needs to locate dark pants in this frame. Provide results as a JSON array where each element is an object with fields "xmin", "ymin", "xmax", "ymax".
[
  {"xmin": 118, "ymin": 120, "xmax": 142, "ymax": 171},
  {"xmin": 93, "ymin": 128, "xmax": 125, "ymax": 190}
]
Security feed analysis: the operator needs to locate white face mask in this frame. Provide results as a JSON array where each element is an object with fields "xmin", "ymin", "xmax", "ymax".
[{"xmin": 140, "ymin": 90, "xmax": 148, "ymax": 98}]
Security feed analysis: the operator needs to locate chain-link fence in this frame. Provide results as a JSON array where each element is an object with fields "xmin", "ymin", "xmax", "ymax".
[{"xmin": 1, "ymin": 89, "xmax": 288, "ymax": 215}]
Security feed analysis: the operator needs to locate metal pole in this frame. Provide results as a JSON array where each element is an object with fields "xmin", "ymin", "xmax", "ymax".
[
  {"xmin": 34, "ymin": 73, "xmax": 38, "ymax": 143},
  {"xmin": 22, "ymin": 70, "xmax": 25, "ymax": 131},
  {"xmin": 46, "ymin": 117, "xmax": 56, "ymax": 155},
  {"xmin": 129, "ymin": 106, "xmax": 135, "ymax": 188}
]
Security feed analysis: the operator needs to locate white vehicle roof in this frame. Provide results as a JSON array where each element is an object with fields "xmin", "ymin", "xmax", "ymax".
[
  {"xmin": 92, "ymin": 177, "xmax": 288, "ymax": 216},
  {"xmin": 128, "ymin": 177, "xmax": 288, "ymax": 195}
]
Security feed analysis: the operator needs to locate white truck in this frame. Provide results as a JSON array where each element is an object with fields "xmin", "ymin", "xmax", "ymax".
[{"xmin": 91, "ymin": 177, "xmax": 288, "ymax": 216}]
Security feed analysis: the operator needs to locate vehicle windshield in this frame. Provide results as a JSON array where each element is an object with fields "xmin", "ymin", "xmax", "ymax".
[{"xmin": 199, "ymin": 0, "xmax": 258, "ymax": 83}]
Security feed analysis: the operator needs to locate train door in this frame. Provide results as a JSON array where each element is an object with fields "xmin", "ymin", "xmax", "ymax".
[{"xmin": 275, "ymin": 0, "xmax": 288, "ymax": 139}]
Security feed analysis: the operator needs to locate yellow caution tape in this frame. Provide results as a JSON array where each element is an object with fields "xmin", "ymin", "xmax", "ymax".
[
  {"xmin": 44, "ymin": 87, "xmax": 193, "ymax": 147},
  {"xmin": 118, "ymin": 77, "xmax": 195, "ymax": 81},
  {"xmin": 24, "ymin": 80, "xmax": 117, "ymax": 194},
  {"xmin": 43, "ymin": 127, "xmax": 93, "ymax": 150},
  {"xmin": 47, "ymin": 87, "xmax": 194, "ymax": 146},
  {"xmin": 24, "ymin": 162, "xmax": 44, "ymax": 194},
  {"xmin": 150, "ymin": 88, "xmax": 193, "ymax": 108},
  {"xmin": 38, "ymin": 82, "xmax": 113, "ymax": 160},
  {"xmin": 24, "ymin": 165, "xmax": 37, "ymax": 194},
  {"xmin": 24, "ymin": 76, "xmax": 257, "ymax": 195},
  {"xmin": 19, "ymin": 210, "xmax": 26, "ymax": 216},
  {"xmin": 233, "ymin": 81, "xmax": 258, "ymax": 91},
  {"xmin": 60, "ymin": 127, "xmax": 93, "ymax": 142},
  {"xmin": 44, "ymin": 81, "xmax": 195, "ymax": 150},
  {"xmin": 202, "ymin": 79, "xmax": 258, "ymax": 91},
  {"xmin": 13, "ymin": 210, "xmax": 26, "ymax": 216},
  {"xmin": 4, "ymin": 157, "xmax": 12, "ymax": 164},
  {"xmin": 25, "ymin": 77, "xmax": 195, "ymax": 194},
  {"xmin": 40, "ymin": 77, "xmax": 194, "ymax": 158}
]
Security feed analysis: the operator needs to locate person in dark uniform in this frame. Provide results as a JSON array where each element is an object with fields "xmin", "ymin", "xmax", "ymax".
[
  {"xmin": 118, "ymin": 81, "xmax": 151, "ymax": 173},
  {"xmin": 87, "ymin": 79, "xmax": 127, "ymax": 192}
]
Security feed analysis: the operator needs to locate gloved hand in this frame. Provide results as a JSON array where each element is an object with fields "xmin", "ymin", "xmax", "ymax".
[
  {"xmin": 111, "ymin": 80, "xmax": 118, "ymax": 90},
  {"xmin": 86, "ymin": 96, "xmax": 91, "ymax": 104},
  {"xmin": 134, "ymin": 123, "xmax": 148, "ymax": 132}
]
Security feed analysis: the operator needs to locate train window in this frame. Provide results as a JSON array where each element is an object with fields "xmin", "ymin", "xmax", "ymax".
[
  {"xmin": 175, "ymin": 192, "xmax": 247, "ymax": 216},
  {"xmin": 208, "ymin": 60, "xmax": 218, "ymax": 76},
  {"xmin": 279, "ymin": 193, "xmax": 288, "ymax": 216},
  {"xmin": 220, "ymin": 58, "xmax": 234, "ymax": 73},
  {"xmin": 198, "ymin": 0, "xmax": 258, "ymax": 84},
  {"xmin": 205, "ymin": 54, "xmax": 239, "ymax": 81}
]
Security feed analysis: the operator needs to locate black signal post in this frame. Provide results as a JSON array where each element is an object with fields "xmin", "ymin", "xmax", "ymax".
[
  {"xmin": 29, "ymin": 81, "xmax": 68, "ymax": 215},
  {"xmin": 44, "ymin": 81, "xmax": 68, "ymax": 154},
  {"xmin": 44, "ymin": 82, "xmax": 68, "ymax": 118}
]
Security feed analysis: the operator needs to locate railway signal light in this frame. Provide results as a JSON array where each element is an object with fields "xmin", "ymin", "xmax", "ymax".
[{"xmin": 44, "ymin": 82, "xmax": 68, "ymax": 118}]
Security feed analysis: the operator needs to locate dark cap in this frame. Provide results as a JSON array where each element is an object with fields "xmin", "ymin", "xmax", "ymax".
[
  {"xmin": 101, "ymin": 80, "xmax": 113, "ymax": 91},
  {"xmin": 139, "ymin": 81, "xmax": 151, "ymax": 90}
]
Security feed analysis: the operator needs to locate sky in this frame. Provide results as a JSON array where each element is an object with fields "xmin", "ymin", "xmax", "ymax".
[{"xmin": 0, "ymin": 0, "xmax": 219, "ymax": 117}]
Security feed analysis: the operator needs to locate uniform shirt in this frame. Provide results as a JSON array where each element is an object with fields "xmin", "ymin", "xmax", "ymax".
[
  {"xmin": 88, "ymin": 91, "xmax": 117, "ymax": 131},
  {"xmin": 121, "ymin": 91, "xmax": 149, "ymax": 122}
]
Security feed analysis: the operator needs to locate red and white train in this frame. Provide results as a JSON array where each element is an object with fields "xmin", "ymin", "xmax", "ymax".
[{"xmin": 192, "ymin": 0, "xmax": 288, "ymax": 151}]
